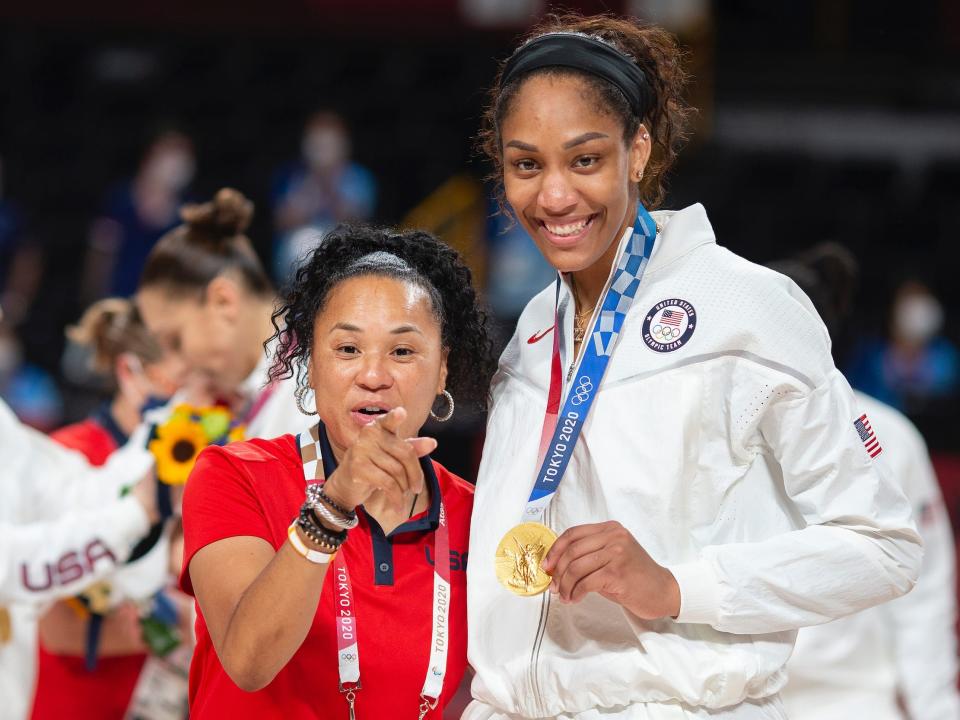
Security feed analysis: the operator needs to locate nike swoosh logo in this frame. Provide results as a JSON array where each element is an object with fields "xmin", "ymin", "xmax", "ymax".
[{"xmin": 527, "ymin": 325, "xmax": 555, "ymax": 344}]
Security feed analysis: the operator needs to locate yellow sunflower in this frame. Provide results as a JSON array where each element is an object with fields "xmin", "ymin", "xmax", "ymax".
[
  {"xmin": 227, "ymin": 425, "xmax": 246, "ymax": 443},
  {"xmin": 149, "ymin": 417, "xmax": 209, "ymax": 486}
]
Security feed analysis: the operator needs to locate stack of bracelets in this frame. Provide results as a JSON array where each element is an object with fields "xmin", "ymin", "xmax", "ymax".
[{"xmin": 287, "ymin": 485, "xmax": 359, "ymax": 564}]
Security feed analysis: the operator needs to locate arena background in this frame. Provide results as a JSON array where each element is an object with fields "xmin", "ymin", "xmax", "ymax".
[{"xmin": 0, "ymin": 0, "xmax": 957, "ymax": 484}]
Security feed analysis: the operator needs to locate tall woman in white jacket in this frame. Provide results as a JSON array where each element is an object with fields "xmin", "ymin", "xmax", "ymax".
[{"xmin": 466, "ymin": 12, "xmax": 922, "ymax": 720}]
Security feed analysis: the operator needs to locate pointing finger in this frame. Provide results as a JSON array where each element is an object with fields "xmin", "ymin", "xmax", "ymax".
[
  {"xmin": 376, "ymin": 406, "xmax": 407, "ymax": 436},
  {"xmin": 407, "ymin": 437, "xmax": 437, "ymax": 458}
]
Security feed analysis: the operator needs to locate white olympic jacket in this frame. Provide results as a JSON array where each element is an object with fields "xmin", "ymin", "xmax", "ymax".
[
  {"xmin": 466, "ymin": 204, "xmax": 922, "ymax": 719},
  {"xmin": 783, "ymin": 391, "xmax": 960, "ymax": 720},
  {"xmin": 0, "ymin": 398, "xmax": 153, "ymax": 720}
]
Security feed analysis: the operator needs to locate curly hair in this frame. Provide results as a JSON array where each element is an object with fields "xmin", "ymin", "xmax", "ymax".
[
  {"xmin": 478, "ymin": 12, "xmax": 693, "ymax": 211},
  {"xmin": 268, "ymin": 224, "xmax": 496, "ymax": 409}
]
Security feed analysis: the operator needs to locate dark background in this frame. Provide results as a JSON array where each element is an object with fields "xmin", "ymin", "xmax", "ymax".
[{"xmin": 1, "ymin": 0, "xmax": 958, "ymax": 463}]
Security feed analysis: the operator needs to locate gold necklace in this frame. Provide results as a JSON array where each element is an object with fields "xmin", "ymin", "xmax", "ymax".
[
  {"xmin": 573, "ymin": 305, "xmax": 596, "ymax": 345},
  {"xmin": 570, "ymin": 276, "xmax": 597, "ymax": 346}
]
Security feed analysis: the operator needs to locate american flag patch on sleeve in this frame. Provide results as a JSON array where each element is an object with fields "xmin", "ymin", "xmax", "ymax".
[{"xmin": 854, "ymin": 413, "xmax": 883, "ymax": 458}]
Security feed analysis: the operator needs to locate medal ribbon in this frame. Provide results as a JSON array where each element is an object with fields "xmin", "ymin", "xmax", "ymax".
[
  {"xmin": 297, "ymin": 423, "xmax": 451, "ymax": 712},
  {"xmin": 524, "ymin": 205, "xmax": 657, "ymax": 523}
]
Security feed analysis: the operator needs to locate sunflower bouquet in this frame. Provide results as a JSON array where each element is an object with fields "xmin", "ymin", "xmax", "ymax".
[{"xmin": 149, "ymin": 404, "xmax": 245, "ymax": 485}]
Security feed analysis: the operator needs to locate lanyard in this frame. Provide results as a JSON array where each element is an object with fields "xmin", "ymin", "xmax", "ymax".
[
  {"xmin": 297, "ymin": 424, "xmax": 451, "ymax": 719},
  {"xmin": 524, "ymin": 206, "xmax": 657, "ymax": 523}
]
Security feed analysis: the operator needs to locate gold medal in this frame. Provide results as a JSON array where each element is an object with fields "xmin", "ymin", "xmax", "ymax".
[
  {"xmin": 495, "ymin": 522, "xmax": 557, "ymax": 596},
  {"xmin": 0, "ymin": 606, "xmax": 11, "ymax": 645}
]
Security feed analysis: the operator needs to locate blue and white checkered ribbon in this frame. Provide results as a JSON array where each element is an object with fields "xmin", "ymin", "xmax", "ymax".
[{"xmin": 524, "ymin": 205, "xmax": 657, "ymax": 522}]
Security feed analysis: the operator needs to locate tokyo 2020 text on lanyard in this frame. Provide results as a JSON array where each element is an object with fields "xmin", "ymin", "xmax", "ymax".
[
  {"xmin": 297, "ymin": 424, "xmax": 451, "ymax": 720},
  {"xmin": 494, "ymin": 205, "xmax": 657, "ymax": 596}
]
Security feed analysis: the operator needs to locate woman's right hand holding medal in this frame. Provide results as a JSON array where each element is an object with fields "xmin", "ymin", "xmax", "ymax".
[{"xmin": 320, "ymin": 407, "xmax": 437, "ymax": 514}]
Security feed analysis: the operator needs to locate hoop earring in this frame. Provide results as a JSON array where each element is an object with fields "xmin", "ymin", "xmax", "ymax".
[
  {"xmin": 295, "ymin": 385, "xmax": 317, "ymax": 416},
  {"xmin": 430, "ymin": 390, "xmax": 454, "ymax": 423}
]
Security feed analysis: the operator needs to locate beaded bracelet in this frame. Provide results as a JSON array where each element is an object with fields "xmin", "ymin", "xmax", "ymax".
[
  {"xmin": 306, "ymin": 485, "xmax": 359, "ymax": 530},
  {"xmin": 297, "ymin": 506, "xmax": 344, "ymax": 548},
  {"xmin": 297, "ymin": 504, "xmax": 347, "ymax": 550},
  {"xmin": 309, "ymin": 484, "xmax": 356, "ymax": 519}
]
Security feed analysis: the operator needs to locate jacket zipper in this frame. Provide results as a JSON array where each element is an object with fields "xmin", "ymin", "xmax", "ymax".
[{"xmin": 528, "ymin": 504, "xmax": 554, "ymax": 716}]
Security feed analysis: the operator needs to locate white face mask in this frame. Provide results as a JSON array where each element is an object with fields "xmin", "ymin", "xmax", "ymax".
[
  {"xmin": 893, "ymin": 293, "xmax": 944, "ymax": 345},
  {"xmin": 302, "ymin": 128, "xmax": 349, "ymax": 170},
  {"xmin": 146, "ymin": 150, "xmax": 196, "ymax": 191}
]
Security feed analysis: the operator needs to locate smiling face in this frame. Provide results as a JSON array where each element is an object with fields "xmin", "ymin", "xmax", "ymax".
[
  {"xmin": 501, "ymin": 73, "xmax": 650, "ymax": 280},
  {"xmin": 309, "ymin": 274, "xmax": 448, "ymax": 459}
]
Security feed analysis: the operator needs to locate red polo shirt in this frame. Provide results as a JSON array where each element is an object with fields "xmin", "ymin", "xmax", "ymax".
[{"xmin": 180, "ymin": 427, "xmax": 473, "ymax": 719}]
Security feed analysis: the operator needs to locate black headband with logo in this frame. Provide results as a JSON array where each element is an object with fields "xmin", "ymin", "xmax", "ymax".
[{"xmin": 500, "ymin": 32, "xmax": 655, "ymax": 119}]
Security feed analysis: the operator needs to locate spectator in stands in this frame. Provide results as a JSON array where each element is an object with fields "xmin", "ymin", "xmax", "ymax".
[
  {"xmin": 271, "ymin": 111, "xmax": 376, "ymax": 281},
  {"xmin": 0, "ymin": 325, "xmax": 62, "ymax": 431},
  {"xmin": 0, "ymin": 153, "xmax": 42, "ymax": 331},
  {"xmin": 848, "ymin": 278, "xmax": 959, "ymax": 413},
  {"xmin": 81, "ymin": 130, "xmax": 196, "ymax": 302}
]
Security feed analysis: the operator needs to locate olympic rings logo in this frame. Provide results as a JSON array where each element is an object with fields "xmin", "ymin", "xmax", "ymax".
[
  {"xmin": 340, "ymin": 652, "xmax": 357, "ymax": 662},
  {"xmin": 651, "ymin": 323, "xmax": 681, "ymax": 343},
  {"xmin": 570, "ymin": 376, "xmax": 594, "ymax": 405}
]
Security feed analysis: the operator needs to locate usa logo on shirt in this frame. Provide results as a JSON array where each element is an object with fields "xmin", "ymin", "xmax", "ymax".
[{"xmin": 854, "ymin": 413, "xmax": 883, "ymax": 458}]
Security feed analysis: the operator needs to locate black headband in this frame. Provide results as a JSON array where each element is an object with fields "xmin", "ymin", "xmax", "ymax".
[{"xmin": 500, "ymin": 32, "xmax": 655, "ymax": 120}]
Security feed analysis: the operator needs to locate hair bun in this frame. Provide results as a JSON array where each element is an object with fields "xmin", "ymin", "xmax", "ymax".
[{"xmin": 180, "ymin": 187, "xmax": 254, "ymax": 238}]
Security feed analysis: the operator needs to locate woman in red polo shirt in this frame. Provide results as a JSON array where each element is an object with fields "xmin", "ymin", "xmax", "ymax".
[{"xmin": 181, "ymin": 225, "xmax": 494, "ymax": 718}]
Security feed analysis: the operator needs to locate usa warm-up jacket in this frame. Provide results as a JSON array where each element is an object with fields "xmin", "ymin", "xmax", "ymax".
[
  {"xmin": 783, "ymin": 391, "xmax": 959, "ymax": 720},
  {"xmin": 466, "ymin": 204, "xmax": 922, "ymax": 719},
  {"xmin": 0, "ymin": 399, "xmax": 153, "ymax": 720}
]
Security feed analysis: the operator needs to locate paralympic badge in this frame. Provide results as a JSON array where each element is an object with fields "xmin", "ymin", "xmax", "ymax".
[{"xmin": 642, "ymin": 298, "xmax": 696, "ymax": 353}]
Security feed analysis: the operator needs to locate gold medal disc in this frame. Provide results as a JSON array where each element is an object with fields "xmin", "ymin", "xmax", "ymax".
[
  {"xmin": 495, "ymin": 522, "xmax": 557, "ymax": 596},
  {"xmin": 0, "ymin": 606, "xmax": 11, "ymax": 645}
]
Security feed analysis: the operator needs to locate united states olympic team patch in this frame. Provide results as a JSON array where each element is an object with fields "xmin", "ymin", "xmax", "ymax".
[{"xmin": 642, "ymin": 298, "xmax": 697, "ymax": 352}]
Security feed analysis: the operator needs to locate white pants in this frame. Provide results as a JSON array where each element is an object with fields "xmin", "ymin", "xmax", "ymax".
[{"xmin": 461, "ymin": 695, "xmax": 787, "ymax": 720}]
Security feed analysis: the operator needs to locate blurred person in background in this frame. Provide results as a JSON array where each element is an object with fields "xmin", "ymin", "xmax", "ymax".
[
  {"xmin": 0, "ymin": 396, "xmax": 159, "ymax": 720},
  {"xmin": 30, "ymin": 298, "xmax": 186, "ymax": 720},
  {"xmin": 136, "ymin": 187, "xmax": 304, "ymax": 440},
  {"xmin": 0, "ymin": 154, "xmax": 61, "ymax": 430},
  {"xmin": 847, "ymin": 278, "xmax": 959, "ymax": 414},
  {"xmin": 0, "ymin": 324, "xmax": 63, "ymax": 431},
  {"xmin": 271, "ymin": 111, "xmax": 377, "ymax": 281},
  {"xmin": 82, "ymin": 130, "xmax": 196, "ymax": 303},
  {"xmin": 773, "ymin": 245, "xmax": 960, "ymax": 720},
  {"xmin": 0, "ymin": 153, "xmax": 43, "ymax": 331},
  {"xmin": 467, "ymin": 12, "xmax": 921, "ymax": 720}
]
